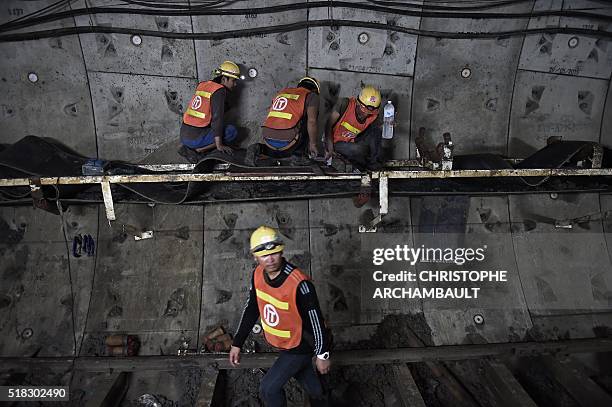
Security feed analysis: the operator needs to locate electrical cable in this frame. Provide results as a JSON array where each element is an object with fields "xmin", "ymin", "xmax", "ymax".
[
  {"xmin": 1, "ymin": 2, "xmax": 611, "ymax": 34},
  {"xmin": 4, "ymin": 0, "xmax": 73, "ymax": 25},
  {"xmin": 0, "ymin": 19, "xmax": 609, "ymax": 43}
]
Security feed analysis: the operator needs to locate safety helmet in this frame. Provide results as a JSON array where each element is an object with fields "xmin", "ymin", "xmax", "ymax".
[
  {"xmin": 358, "ymin": 85, "xmax": 381, "ymax": 109},
  {"xmin": 250, "ymin": 226, "xmax": 284, "ymax": 256},
  {"xmin": 297, "ymin": 76, "xmax": 320, "ymax": 94},
  {"xmin": 213, "ymin": 60, "xmax": 242, "ymax": 80}
]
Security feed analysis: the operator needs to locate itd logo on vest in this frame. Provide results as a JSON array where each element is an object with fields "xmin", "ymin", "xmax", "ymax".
[
  {"xmin": 191, "ymin": 95, "xmax": 202, "ymax": 110},
  {"xmin": 263, "ymin": 303, "xmax": 280, "ymax": 327},
  {"xmin": 272, "ymin": 97, "xmax": 288, "ymax": 111}
]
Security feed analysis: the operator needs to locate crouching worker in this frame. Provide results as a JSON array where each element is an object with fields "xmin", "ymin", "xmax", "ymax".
[
  {"xmin": 178, "ymin": 60, "xmax": 242, "ymax": 162},
  {"xmin": 245, "ymin": 77, "xmax": 320, "ymax": 166},
  {"xmin": 325, "ymin": 85, "xmax": 384, "ymax": 171},
  {"xmin": 229, "ymin": 226, "xmax": 331, "ymax": 406}
]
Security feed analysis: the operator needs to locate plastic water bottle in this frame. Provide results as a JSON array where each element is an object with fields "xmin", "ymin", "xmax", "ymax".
[{"xmin": 382, "ymin": 100, "xmax": 394, "ymax": 139}]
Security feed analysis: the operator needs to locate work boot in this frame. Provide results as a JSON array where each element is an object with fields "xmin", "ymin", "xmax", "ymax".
[
  {"xmin": 245, "ymin": 143, "xmax": 261, "ymax": 167},
  {"xmin": 288, "ymin": 154, "xmax": 313, "ymax": 166},
  {"xmin": 178, "ymin": 145, "xmax": 202, "ymax": 164}
]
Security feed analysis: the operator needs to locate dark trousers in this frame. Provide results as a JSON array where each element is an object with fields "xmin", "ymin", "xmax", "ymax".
[
  {"xmin": 259, "ymin": 352, "xmax": 326, "ymax": 407},
  {"xmin": 334, "ymin": 126, "xmax": 382, "ymax": 169}
]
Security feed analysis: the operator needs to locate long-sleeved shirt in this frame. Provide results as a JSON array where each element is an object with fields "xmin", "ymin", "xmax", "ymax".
[{"xmin": 232, "ymin": 260, "xmax": 331, "ymax": 355}]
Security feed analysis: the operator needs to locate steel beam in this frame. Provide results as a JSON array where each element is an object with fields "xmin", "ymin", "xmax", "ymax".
[
  {"xmin": 2, "ymin": 338, "xmax": 611, "ymax": 372},
  {"xmin": 1, "ymin": 168, "xmax": 611, "ymax": 188}
]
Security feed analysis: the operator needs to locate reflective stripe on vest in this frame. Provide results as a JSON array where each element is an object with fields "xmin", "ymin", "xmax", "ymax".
[
  {"xmin": 332, "ymin": 97, "xmax": 378, "ymax": 144},
  {"xmin": 267, "ymin": 111, "xmax": 293, "ymax": 120},
  {"xmin": 182, "ymin": 81, "xmax": 224, "ymax": 127},
  {"xmin": 277, "ymin": 93, "xmax": 301, "ymax": 100},
  {"xmin": 195, "ymin": 90, "xmax": 212, "ymax": 98},
  {"xmin": 186, "ymin": 108, "xmax": 206, "ymax": 119},
  {"xmin": 261, "ymin": 320, "xmax": 291, "ymax": 338},
  {"xmin": 253, "ymin": 263, "xmax": 309, "ymax": 350},
  {"xmin": 262, "ymin": 87, "xmax": 311, "ymax": 130},
  {"xmin": 341, "ymin": 121, "xmax": 361, "ymax": 135},
  {"xmin": 256, "ymin": 289, "xmax": 289, "ymax": 310}
]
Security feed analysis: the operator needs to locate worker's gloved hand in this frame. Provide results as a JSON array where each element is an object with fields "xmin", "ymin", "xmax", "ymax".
[
  {"xmin": 229, "ymin": 345, "xmax": 241, "ymax": 367},
  {"xmin": 315, "ymin": 357, "xmax": 331, "ymax": 375},
  {"xmin": 217, "ymin": 144, "xmax": 234, "ymax": 155}
]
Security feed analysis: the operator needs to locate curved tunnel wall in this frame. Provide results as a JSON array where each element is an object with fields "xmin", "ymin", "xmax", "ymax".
[{"xmin": 1, "ymin": 0, "xmax": 612, "ymax": 360}]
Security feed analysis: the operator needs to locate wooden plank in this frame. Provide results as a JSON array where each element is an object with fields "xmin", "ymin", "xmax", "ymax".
[
  {"xmin": 390, "ymin": 364, "xmax": 426, "ymax": 407},
  {"xmin": 195, "ymin": 368, "xmax": 220, "ymax": 407},
  {"xmin": 540, "ymin": 355, "xmax": 612, "ymax": 407},
  {"xmin": 2, "ymin": 338, "xmax": 612, "ymax": 372},
  {"xmin": 484, "ymin": 361, "xmax": 538, "ymax": 407}
]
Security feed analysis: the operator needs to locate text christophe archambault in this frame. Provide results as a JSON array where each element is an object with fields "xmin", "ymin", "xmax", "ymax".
[{"xmin": 371, "ymin": 245, "xmax": 507, "ymax": 299}]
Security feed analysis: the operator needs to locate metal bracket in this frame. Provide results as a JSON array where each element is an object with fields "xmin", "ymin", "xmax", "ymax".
[
  {"xmin": 359, "ymin": 175, "xmax": 388, "ymax": 233},
  {"xmin": 101, "ymin": 181, "xmax": 116, "ymax": 221}
]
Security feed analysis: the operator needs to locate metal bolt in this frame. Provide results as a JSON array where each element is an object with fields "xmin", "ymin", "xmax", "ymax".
[
  {"xmin": 384, "ymin": 45, "xmax": 394, "ymax": 55},
  {"xmin": 473, "ymin": 314, "xmax": 484, "ymax": 325},
  {"xmin": 461, "ymin": 67, "xmax": 471, "ymax": 78},
  {"xmin": 550, "ymin": 192, "xmax": 558, "ymax": 199},
  {"xmin": 568, "ymin": 36, "xmax": 579, "ymax": 48},
  {"xmin": 252, "ymin": 324, "xmax": 262, "ymax": 334},
  {"xmin": 27, "ymin": 72, "xmax": 39, "ymax": 83},
  {"xmin": 330, "ymin": 42, "xmax": 339, "ymax": 51},
  {"xmin": 358, "ymin": 32, "xmax": 369, "ymax": 44},
  {"xmin": 326, "ymin": 32, "xmax": 335, "ymax": 42},
  {"xmin": 22, "ymin": 328, "xmax": 34, "ymax": 339},
  {"xmin": 130, "ymin": 35, "xmax": 142, "ymax": 46},
  {"xmin": 248, "ymin": 68, "xmax": 258, "ymax": 78}
]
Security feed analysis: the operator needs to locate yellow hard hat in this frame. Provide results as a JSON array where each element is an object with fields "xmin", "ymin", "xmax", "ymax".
[
  {"xmin": 358, "ymin": 85, "xmax": 381, "ymax": 108},
  {"xmin": 298, "ymin": 76, "xmax": 320, "ymax": 94},
  {"xmin": 250, "ymin": 226, "xmax": 284, "ymax": 256},
  {"xmin": 214, "ymin": 60, "xmax": 242, "ymax": 80}
]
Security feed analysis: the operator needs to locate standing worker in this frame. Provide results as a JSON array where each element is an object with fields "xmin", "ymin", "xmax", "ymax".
[
  {"xmin": 178, "ymin": 60, "xmax": 242, "ymax": 162},
  {"xmin": 245, "ymin": 77, "xmax": 320, "ymax": 166},
  {"xmin": 229, "ymin": 226, "xmax": 331, "ymax": 406},
  {"xmin": 325, "ymin": 85, "xmax": 384, "ymax": 171}
]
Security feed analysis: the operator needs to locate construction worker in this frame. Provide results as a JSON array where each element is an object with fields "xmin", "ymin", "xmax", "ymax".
[
  {"xmin": 229, "ymin": 226, "xmax": 331, "ymax": 406},
  {"xmin": 178, "ymin": 60, "xmax": 242, "ymax": 162},
  {"xmin": 325, "ymin": 85, "xmax": 383, "ymax": 171},
  {"xmin": 244, "ymin": 77, "xmax": 320, "ymax": 166}
]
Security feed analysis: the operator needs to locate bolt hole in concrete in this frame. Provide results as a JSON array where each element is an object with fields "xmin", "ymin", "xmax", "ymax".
[
  {"xmin": 131, "ymin": 34, "xmax": 143, "ymax": 46},
  {"xmin": 21, "ymin": 328, "xmax": 33, "ymax": 339},
  {"xmin": 568, "ymin": 36, "xmax": 579, "ymax": 48},
  {"xmin": 358, "ymin": 32, "xmax": 369, "ymax": 44}
]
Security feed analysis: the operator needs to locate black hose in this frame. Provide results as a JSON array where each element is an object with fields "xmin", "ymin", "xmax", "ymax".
[
  {"xmin": 1, "ymin": 19, "xmax": 609, "ymax": 43},
  {"xmin": 1, "ymin": 2, "xmax": 611, "ymax": 34}
]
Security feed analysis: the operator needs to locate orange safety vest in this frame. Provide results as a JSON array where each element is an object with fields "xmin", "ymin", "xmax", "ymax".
[
  {"xmin": 253, "ymin": 264, "xmax": 309, "ymax": 350},
  {"xmin": 332, "ymin": 97, "xmax": 378, "ymax": 143},
  {"xmin": 182, "ymin": 81, "xmax": 224, "ymax": 127},
  {"xmin": 262, "ymin": 87, "xmax": 311, "ymax": 130}
]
